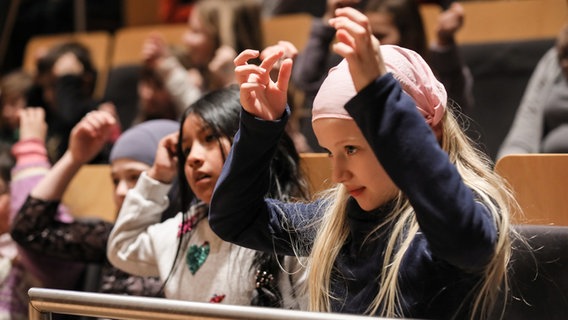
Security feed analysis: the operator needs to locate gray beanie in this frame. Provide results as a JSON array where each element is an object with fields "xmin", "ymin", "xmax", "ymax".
[{"xmin": 109, "ymin": 119, "xmax": 178, "ymax": 166}]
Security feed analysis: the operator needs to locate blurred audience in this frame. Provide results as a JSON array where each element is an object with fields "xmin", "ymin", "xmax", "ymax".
[
  {"xmin": 6, "ymin": 108, "xmax": 85, "ymax": 320},
  {"xmin": 497, "ymin": 23, "xmax": 568, "ymax": 158},
  {"xmin": 159, "ymin": 0, "xmax": 196, "ymax": 24},
  {"xmin": 10, "ymin": 110, "xmax": 179, "ymax": 298},
  {"xmin": 26, "ymin": 41, "xmax": 118, "ymax": 163},
  {"xmin": 0, "ymin": 70, "xmax": 34, "ymax": 145},
  {"xmin": 143, "ymin": 0, "xmax": 264, "ymax": 113},
  {"xmin": 0, "ymin": 140, "xmax": 38, "ymax": 320},
  {"xmin": 291, "ymin": 0, "xmax": 472, "ymax": 150}
]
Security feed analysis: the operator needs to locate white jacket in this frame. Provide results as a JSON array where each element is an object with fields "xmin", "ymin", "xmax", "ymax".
[{"xmin": 107, "ymin": 172, "xmax": 306, "ymax": 308}]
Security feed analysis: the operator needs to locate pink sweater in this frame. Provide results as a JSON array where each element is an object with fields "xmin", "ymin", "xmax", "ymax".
[{"xmin": 9, "ymin": 138, "xmax": 85, "ymax": 289}]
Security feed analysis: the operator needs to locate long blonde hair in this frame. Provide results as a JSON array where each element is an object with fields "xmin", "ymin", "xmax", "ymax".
[{"xmin": 306, "ymin": 105, "xmax": 519, "ymax": 319}]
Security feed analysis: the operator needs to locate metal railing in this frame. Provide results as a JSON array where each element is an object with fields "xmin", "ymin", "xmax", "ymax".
[{"xmin": 29, "ymin": 288, "xmax": 392, "ymax": 320}]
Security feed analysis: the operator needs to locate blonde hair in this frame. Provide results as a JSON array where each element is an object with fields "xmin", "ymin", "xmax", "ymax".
[{"xmin": 306, "ymin": 105, "xmax": 519, "ymax": 319}]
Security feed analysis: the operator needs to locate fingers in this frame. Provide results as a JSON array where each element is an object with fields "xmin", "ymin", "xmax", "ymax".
[
  {"xmin": 277, "ymin": 41, "xmax": 298, "ymax": 58},
  {"xmin": 260, "ymin": 41, "xmax": 297, "ymax": 61},
  {"xmin": 78, "ymin": 110, "xmax": 117, "ymax": 138},
  {"xmin": 234, "ymin": 49, "xmax": 282, "ymax": 82},
  {"xmin": 20, "ymin": 107, "xmax": 45, "ymax": 122},
  {"xmin": 332, "ymin": 6, "xmax": 369, "ymax": 29},
  {"xmin": 233, "ymin": 49, "xmax": 260, "ymax": 66},
  {"xmin": 234, "ymin": 64, "xmax": 267, "ymax": 85},
  {"xmin": 328, "ymin": 7, "xmax": 386, "ymax": 91},
  {"xmin": 259, "ymin": 49, "xmax": 284, "ymax": 71},
  {"xmin": 162, "ymin": 132, "xmax": 179, "ymax": 158},
  {"xmin": 329, "ymin": 8, "xmax": 373, "ymax": 56},
  {"xmin": 276, "ymin": 58, "xmax": 292, "ymax": 93},
  {"xmin": 234, "ymin": 50, "xmax": 265, "ymax": 84},
  {"xmin": 142, "ymin": 33, "xmax": 168, "ymax": 63},
  {"xmin": 234, "ymin": 48, "xmax": 291, "ymax": 120},
  {"xmin": 148, "ymin": 133, "xmax": 179, "ymax": 183},
  {"xmin": 260, "ymin": 45, "xmax": 281, "ymax": 61},
  {"xmin": 19, "ymin": 107, "xmax": 47, "ymax": 141}
]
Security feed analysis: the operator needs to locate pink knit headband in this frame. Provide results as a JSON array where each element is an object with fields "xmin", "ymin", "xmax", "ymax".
[{"xmin": 312, "ymin": 45, "xmax": 447, "ymax": 128}]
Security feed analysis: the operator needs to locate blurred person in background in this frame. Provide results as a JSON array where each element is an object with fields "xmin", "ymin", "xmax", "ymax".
[{"xmin": 497, "ymin": 23, "xmax": 568, "ymax": 158}]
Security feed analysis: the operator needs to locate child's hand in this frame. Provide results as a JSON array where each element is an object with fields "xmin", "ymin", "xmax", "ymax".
[
  {"xmin": 209, "ymin": 45, "xmax": 238, "ymax": 88},
  {"xmin": 142, "ymin": 33, "xmax": 170, "ymax": 67},
  {"xmin": 18, "ymin": 107, "xmax": 47, "ymax": 142},
  {"xmin": 147, "ymin": 132, "xmax": 178, "ymax": 184},
  {"xmin": 329, "ymin": 7, "xmax": 387, "ymax": 92},
  {"xmin": 68, "ymin": 110, "xmax": 116, "ymax": 165},
  {"xmin": 436, "ymin": 2, "xmax": 464, "ymax": 47},
  {"xmin": 260, "ymin": 41, "xmax": 298, "ymax": 81},
  {"xmin": 260, "ymin": 41, "xmax": 298, "ymax": 62},
  {"xmin": 97, "ymin": 102, "xmax": 122, "ymax": 143},
  {"xmin": 323, "ymin": 0, "xmax": 361, "ymax": 22},
  {"xmin": 234, "ymin": 49, "xmax": 292, "ymax": 121}
]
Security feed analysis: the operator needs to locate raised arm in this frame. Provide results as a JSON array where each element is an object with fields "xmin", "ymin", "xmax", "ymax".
[
  {"xmin": 31, "ymin": 110, "xmax": 116, "ymax": 201},
  {"xmin": 143, "ymin": 33, "xmax": 202, "ymax": 113},
  {"xmin": 209, "ymin": 49, "xmax": 319, "ymax": 256},
  {"xmin": 428, "ymin": 2, "xmax": 474, "ymax": 111},
  {"xmin": 11, "ymin": 110, "xmax": 117, "ymax": 263},
  {"xmin": 107, "ymin": 133, "xmax": 178, "ymax": 277},
  {"xmin": 331, "ymin": 7, "xmax": 496, "ymax": 270}
]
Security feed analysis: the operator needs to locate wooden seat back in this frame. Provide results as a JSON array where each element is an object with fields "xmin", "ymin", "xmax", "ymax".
[{"xmin": 495, "ymin": 154, "xmax": 568, "ymax": 225}]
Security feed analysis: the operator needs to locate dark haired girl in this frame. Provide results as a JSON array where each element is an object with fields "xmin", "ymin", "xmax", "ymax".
[{"xmin": 108, "ymin": 85, "xmax": 309, "ymax": 307}]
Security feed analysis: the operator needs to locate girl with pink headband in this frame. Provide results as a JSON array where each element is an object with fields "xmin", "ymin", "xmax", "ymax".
[{"xmin": 209, "ymin": 7, "xmax": 516, "ymax": 319}]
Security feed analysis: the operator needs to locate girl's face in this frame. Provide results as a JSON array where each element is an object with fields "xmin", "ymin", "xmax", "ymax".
[
  {"xmin": 111, "ymin": 159, "xmax": 151, "ymax": 209},
  {"xmin": 313, "ymin": 118, "xmax": 399, "ymax": 211},
  {"xmin": 181, "ymin": 113, "xmax": 231, "ymax": 204},
  {"xmin": 183, "ymin": 10, "xmax": 216, "ymax": 67},
  {"xmin": 366, "ymin": 12, "xmax": 401, "ymax": 46},
  {"xmin": 137, "ymin": 79, "xmax": 174, "ymax": 118}
]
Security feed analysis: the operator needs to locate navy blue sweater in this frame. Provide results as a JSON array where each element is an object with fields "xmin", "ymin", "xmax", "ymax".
[{"xmin": 210, "ymin": 73, "xmax": 497, "ymax": 319}]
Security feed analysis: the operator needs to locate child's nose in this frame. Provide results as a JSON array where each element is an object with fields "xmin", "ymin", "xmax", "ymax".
[
  {"xmin": 331, "ymin": 158, "xmax": 348, "ymax": 183},
  {"xmin": 187, "ymin": 145, "xmax": 205, "ymax": 168},
  {"xmin": 115, "ymin": 180, "xmax": 129, "ymax": 198}
]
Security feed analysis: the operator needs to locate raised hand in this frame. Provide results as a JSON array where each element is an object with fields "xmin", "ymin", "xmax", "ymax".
[
  {"xmin": 234, "ymin": 49, "xmax": 292, "ymax": 121},
  {"xmin": 97, "ymin": 101, "xmax": 122, "ymax": 143},
  {"xmin": 68, "ymin": 110, "xmax": 117, "ymax": 165},
  {"xmin": 436, "ymin": 2, "xmax": 465, "ymax": 47},
  {"xmin": 209, "ymin": 45, "xmax": 238, "ymax": 88},
  {"xmin": 18, "ymin": 107, "xmax": 47, "ymax": 142},
  {"xmin": 147, "ymin": 132, "xmax": 178, "ymax": 184},
  {"xmin": 329, "ymin": 7, "xmax": 387, "ymax": 92},
  {"xmin": 260, "ymin": 41, "xmax": 298, "ymax": 81},
  {"xmin": 142, "ymin": 33, "xmax": 170, "ymax": 68},
  {"xmin": 260, "ymin": 41, "xmax": 298, "ymax": 62},
  {"xmin": 323, "ymin": 0, "xmax": 361, "ymax": 22}
]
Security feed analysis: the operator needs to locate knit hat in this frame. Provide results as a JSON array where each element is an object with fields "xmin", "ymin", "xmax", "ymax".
[
  {"xmin": 109, "ymin": 119, "xmax": 178, "ymax": 165},
  {"xmin": 312, "ymin": 45, "xmax": 447, "ymax": 129}
]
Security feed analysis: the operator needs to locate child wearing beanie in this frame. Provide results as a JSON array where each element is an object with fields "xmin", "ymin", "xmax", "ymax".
[{"xmin": 10, "ymin": 112, "xmax": 177, "ymax": 297}]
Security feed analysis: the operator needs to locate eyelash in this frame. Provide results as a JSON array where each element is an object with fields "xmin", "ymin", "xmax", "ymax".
[
  {"xmin": 181, "ymin": 133, "xmax": 219, "ymax": 157},
  {"xmin": 324, "ymin": 145, "xmax": 358, "ymax": 157},
  {"xmin": 345, "ymin": 145, "xmax": 358, "ymax": 155}
]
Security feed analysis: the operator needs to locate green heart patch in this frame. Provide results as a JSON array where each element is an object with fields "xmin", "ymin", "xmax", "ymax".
[{"xmin": 186, "ymin": 241, "xmax": 210, "ymax": 275}]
